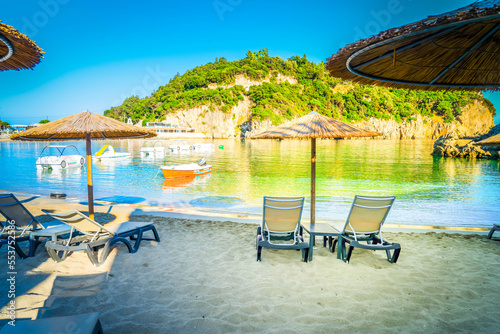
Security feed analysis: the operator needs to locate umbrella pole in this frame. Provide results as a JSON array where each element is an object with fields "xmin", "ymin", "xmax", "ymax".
[
  {"xmin": 85, "ymin": 133, "xmax": 95, "ymax": 220},
  {"xmin": 311, "ymin": 138, "xmax": 316, "ymax": 224}
]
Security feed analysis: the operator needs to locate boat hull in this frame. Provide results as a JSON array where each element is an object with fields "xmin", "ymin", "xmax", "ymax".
[
  {"xmin": 161, "ymin": 163, "xmax": 212, "ymax": 178},
  {"xmin": 93, "ymin": 153, "xmax": 131, "ymax": 160}
]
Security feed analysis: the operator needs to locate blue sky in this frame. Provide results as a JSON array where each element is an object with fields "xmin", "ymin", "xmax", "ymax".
[{"xmin": 1, "ymin": 0, "xmax": 498, "ymax": 125}]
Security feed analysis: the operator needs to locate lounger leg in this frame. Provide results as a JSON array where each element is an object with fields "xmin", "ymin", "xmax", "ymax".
[
  {"xmin": 329, "ymin": 238, "xmax": 338, "ymax": 253},
  {"xmin": 128, "ymin": 230, "xmax": 143, "ymax": 253},
  {"xmin": 14, "ymin": 242, "xmax": 28, "ymax": 259},
  {"xmin": 340, "ymin": 238, "xmax": 350, "ymax": 262},
  {"xmin": 96, "ymin": 237, "xmax": 134, "ymax": 266},
  {"xmin": 131, "ymin": 225, "xmax": 160, "ymax": 242},
  {"xmin": 257, "ymin": 246, "xmax": 262, "ymax": 262},
  {"xmin": 487, "ymin": 226, "xmax": 498, "ymax": 239},
  {"xmin": 46, "ymin": 246, "xmax": 70, "ymax": 263},
  {"xmin": 302, "ymin": 248, "xmax": 309, "ymax": 263},
  {"xmin": 28, "ymin": 236, "xmax": 42, "ymax": 257},
  {"xmin": 346, "ymin": 245, "xmax": 354, "ymax": 263},
  {"xmin": 389, "ymin": 248, "xmax": 401, "ymax": 263},
  {"xmin": 256, "ymin": 227, "xmax": 261, "ymax": 250},
  {"xmin": 385, "ymin": 249, "xmax": 392, "ymax": 261},
  {"xmin": 149, "ymin": 225, "xmax": 160, "ymax": 242}
]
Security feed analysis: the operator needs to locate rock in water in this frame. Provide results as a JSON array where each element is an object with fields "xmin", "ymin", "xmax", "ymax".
[{"xmin": 432, "ymin": 131, "xmax": 492, "ymax": 159}]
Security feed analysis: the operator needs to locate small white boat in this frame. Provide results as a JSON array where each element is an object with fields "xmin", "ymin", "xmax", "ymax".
[
  {"xmin": 93, "ymin": 145, "xmax": 131, "ymax": 161},
  {"xmin": 161, "ymin": 158, "xmax": 212, "ymax": 178},
  {"xmin": 192, "ymin": 143, "xmax": 216, "ymax": 151},
  {"xmin": 36, "ymin": 145, "xmax": 85, "ymax": 169},
  {"xmin": 168, "ymin": 139, "xmax": 193, "ymax": 152},
  {"xmin": 140, "ymin": 140, "xmax": 166, "ymax": 156}
]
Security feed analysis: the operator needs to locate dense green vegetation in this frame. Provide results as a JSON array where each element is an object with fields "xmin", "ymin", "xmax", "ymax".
[{"xmin": 105, "ymin": 49, "xmax": 495, "ymax": 125}]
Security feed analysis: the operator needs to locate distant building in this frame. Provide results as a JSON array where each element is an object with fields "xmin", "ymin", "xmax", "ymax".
[
  {"xmin": 26, "ymin": 123, "xmax": 42, "ymax": 130},
  {"xmin": 145, "ymin": 121, "xmax": 205, "ymax": 138},
  {"xmin": 127, "ymin": 117, "xmax": 133, "ymax": 125},
  {"xmin": 10, "ymin": 125, "xmax": 28, "ymax": 132}
]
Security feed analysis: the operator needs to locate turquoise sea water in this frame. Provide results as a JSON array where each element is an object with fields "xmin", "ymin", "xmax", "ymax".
[{"xmin": 0, "ymin": 139, "xmax": 499, "ymax": 227}]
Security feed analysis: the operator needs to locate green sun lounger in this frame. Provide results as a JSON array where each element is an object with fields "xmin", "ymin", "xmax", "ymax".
[
  {"xmin": 42, "ymin": 210, "xmax": 160, "ymax": 267},
  {"xmin": 0, "ymin": 193, "xmax": 45, "ymax": 258},
  {"xmin": 332, "ymin": 195, "xmax": 401, "ymax": 264},
  {"xmin": 256, "ymin": 196, "xmax": 309, "ymax": 262},
  {"xmin": 487, "ymin": 223, "xmax": 500, "ymax": 239},
  {"xmin": 0, "ymin": 312, "xmax": 103, "ymax": 334}
]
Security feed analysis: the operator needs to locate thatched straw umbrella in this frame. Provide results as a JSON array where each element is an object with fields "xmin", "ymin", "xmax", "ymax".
[
  {"xmin": 10, "ymin": 111, "xmax": 156, "ymax": 219},
  {"xmin": 251, "ymin": 111, "xmax": 381, "ymax": 223},
  {"xmin": 0, "ymin": 21, "xmax": 44, "ymax": 71},
  {"xmin": 326, "ymin": 0, "xmax": 500, "ymax": 91}
]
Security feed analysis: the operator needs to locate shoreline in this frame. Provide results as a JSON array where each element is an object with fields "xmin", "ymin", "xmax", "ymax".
[
  {"xmin": 0, "ymin": 196, "xmax": 499, "ymax": 333},
  {"xmin": 0, "ymin": 189, "xmax": 491, "ymax": 234}
]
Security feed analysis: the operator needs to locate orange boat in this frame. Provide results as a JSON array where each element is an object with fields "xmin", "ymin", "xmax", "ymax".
[{"xmin": 161, "ymin": 159, "xmax": 212, "ymax": 178}]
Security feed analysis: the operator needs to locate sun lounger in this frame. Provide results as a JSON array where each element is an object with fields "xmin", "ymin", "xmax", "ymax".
[
  {"xmin": 42, "ymin": 210, "xmax": 160, "ymax": 267},
  {"xmin": 332, "ymin": 195, "xmax": 401, "ymax": 263},
  {"xmin": 0, "ymin": 312, "xmax": 103, "ymax": 333},
  {"xmin": 256, "ymin": 196, "xmax": 309, "ymax": 262},
  {"xmin": 0, "ymin": 193, "xmax": 46, "ymax": 258},
  {"xmin": 487, "ymin": 223, "xmax": 500, "ymax": 239}
]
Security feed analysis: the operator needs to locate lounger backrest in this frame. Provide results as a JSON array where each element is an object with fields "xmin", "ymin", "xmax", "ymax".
[
  {"xmin": 0, "ymin": 193, "xmax": 42, "ymax": 230},
  {"xmin": 263, "ymin": 197, "xmax": 304, "ymax": 232},
  {"xmin": 343, "ymin": 195, "xmax": 395, "ymax": 235},
  {"xmin": 42, "ymin": 210, "xmax": 115, "ymax": 236}
]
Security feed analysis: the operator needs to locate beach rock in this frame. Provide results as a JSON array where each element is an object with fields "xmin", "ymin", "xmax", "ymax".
[
  {"xmin": 431, "ymin": 131, "xmax": 492, "ymax": 159},
  {"xmin": 476, "ymin": 124, "xmax": 500, "ymax": 142}
]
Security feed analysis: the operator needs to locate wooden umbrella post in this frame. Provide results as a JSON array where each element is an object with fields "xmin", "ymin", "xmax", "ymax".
[
  {"xmin": 85, "ymin": 132, "xmax": 94, "ymax": 220},
  {"xmin": 311, "ymin": 138, "xmax": 316, "ymax": 224}
]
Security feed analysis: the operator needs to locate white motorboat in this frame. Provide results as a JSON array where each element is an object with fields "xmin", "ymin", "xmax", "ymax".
[
  {"xmin": 168, "ymin": 139, "xmax": 194, "ymax": 152},
  {"xmin": 93, "ymin": 145, "xmax": 131, "ymax": 160},
  {"xmin": 161, "ymin": 158, "xmax": 212, "ymax": 178},
  {"xmin": 36, "ymin": 145, "xmax": 85, "ymax": 169},
  {"xmin": 192, "ymin": 143, "xmax": 216, "ymax": 151},
  {"xmin": 140, "ymin": 140, "xmax": 166, "ymax": 156}
]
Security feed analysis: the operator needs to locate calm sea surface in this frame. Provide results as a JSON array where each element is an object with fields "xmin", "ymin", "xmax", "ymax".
[{"xmin": 1, "ymin": 139, "xmax": 499, "ymax": 227}]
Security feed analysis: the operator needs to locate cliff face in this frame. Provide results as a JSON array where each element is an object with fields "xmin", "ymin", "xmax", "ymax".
[
  {"xmin": 354, "ymin": 100, "xmax": 494, "ymax": 140},
  {"xmin": 161, "ymin": 99, "xmax": 494, "ymax": 139}
]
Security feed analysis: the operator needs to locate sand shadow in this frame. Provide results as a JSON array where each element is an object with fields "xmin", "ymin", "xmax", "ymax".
[
  {"xmin": 0, "ymin": 272, "xmax": 51, "ymax": 326},
  {"xmin": 16, "ymin": 196, "xmax": 40, "ymax": 205},
  {"xmin": 38, "ymin": 272, "xmax": 110, "ymax": 319},
  {"xmin": 95, "ymin": 196, "xmax": 145, "ymax": 205}
]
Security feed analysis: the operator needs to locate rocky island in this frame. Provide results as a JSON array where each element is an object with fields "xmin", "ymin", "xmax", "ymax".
[{"xmin": 104, "ymin": 49, "xmax": 496, "ymax": 152}]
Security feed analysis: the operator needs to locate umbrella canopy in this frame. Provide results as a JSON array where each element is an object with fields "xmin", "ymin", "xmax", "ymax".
[
  {"xmin": 0, "ymin": 21, "xmax": 44, "ymax": 71},
  {"xmin": 326, "ymin": 0, "xmax": 500, "ymax": 91},
  {"xmin": 11, "ymin": 111, "xmax": 156, "ymax": 219},
  {"xmin": 475, "ymin": 132, "xmax": 500, "ymax": 146},
  {"xmin": 10, "ymin": 111, "xmax": 157, "ymax": 141},
  {"xmin": 252, "ymin": 111, "xmax": 381, "ymax": 223},
  {"xmin": 251, "ymin": 111, "xmax": 380, "ymax": 139}
]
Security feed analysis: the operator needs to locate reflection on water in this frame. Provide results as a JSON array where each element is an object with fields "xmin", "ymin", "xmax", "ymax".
[
  {"xmin": 36, "ymin": 166, "xmax": 84, "ymax": 179},
  {"xmin": 1, "ymin": 139, "xmax": 499, "ymax": 227},
  {"xmin": 162, "ymin": 173, "xmax": 212, "ymax": 189}
]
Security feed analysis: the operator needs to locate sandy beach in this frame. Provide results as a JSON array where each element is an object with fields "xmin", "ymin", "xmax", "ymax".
[{"xmin": 1, "ymin": 195, "xmax": 500, "ymax": 333}]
